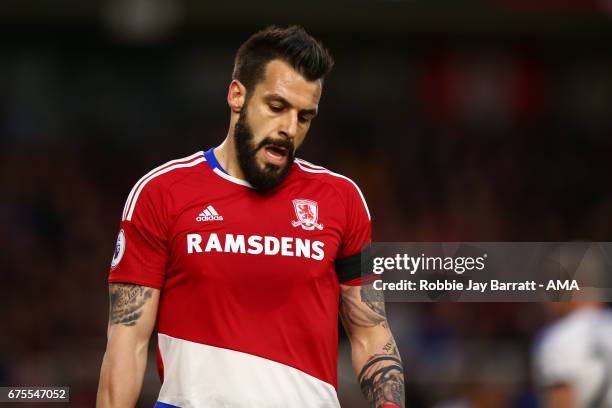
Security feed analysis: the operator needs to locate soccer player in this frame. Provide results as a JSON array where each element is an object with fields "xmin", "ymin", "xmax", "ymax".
[
  {"xmin": 533, "ymin": 301, "xmax": 612, "ymax": 407},
  {"xmin": 96, "ymin": 26, "xmax": 404, "ymax": 407}
]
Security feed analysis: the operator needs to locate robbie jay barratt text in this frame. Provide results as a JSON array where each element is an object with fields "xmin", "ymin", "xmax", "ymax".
[{"xmin": 373, "ymin": 279, "xmax": 580, "ymax": 292}]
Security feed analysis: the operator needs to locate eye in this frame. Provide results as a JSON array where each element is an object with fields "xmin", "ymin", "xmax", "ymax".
[
  {"xmin": 298, "ymin": 114, "xmax": 313, "ymax": 124},
  {"xmin": 269, "ymin": 104, "xmax": 283, "ymax": 113}
]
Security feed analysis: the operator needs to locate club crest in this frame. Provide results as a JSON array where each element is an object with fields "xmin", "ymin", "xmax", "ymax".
[{"xmin": 291, "ymin": 199, "xmax": 324, "ymax": 231}]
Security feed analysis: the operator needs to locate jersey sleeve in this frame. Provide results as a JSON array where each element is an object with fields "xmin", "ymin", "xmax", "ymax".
[
  {"xmin": 107, "ymin": 178, "xmax": 169, "ymax": 289},
  {"xmin": 335, "ymin": 179, "xmax": 372, "ymax": 285}
]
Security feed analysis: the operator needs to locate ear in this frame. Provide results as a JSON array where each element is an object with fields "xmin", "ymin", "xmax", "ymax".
[{"xmin": 227, "ymin": 80, "xmax": 247, "ymax": 113}]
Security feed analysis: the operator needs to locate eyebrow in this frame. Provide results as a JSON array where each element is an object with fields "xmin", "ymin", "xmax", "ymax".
[{"xmin": 264, "ymin": 94, "xmax": 318, "ymax": 117}]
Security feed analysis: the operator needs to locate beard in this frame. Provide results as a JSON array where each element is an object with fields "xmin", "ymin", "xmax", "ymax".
[{"xmin": 234, "ymin": 107, "xmax": 295, "ymax": 192}]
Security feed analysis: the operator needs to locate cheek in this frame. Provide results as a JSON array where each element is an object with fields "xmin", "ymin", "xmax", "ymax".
[
  {"xmin": 294, "ymin": 132, "xmax": 308, "ymax": 150},
  {"xmin": 249, "ymin": 106, "xmax": 278, "ymax": 137}
]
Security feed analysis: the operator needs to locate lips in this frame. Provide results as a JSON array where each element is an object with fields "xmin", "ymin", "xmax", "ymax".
[
  {"xmin": 263, "ymin": 144, "xmax": 288, "ymax": 166},
  {"xmin": 259, "ymin": 139, "xmax": 293, "ymax": 167}
]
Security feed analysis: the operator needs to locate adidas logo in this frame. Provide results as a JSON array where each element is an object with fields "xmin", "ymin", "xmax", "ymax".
[{"xmin": 196, "ymin": 205, "xmax": 224, "ymax": 222}]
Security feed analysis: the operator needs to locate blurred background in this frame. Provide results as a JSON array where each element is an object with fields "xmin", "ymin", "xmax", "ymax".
[{"xmin": 1, "ymin": 0, "xmax": 612, "ymax": 406}]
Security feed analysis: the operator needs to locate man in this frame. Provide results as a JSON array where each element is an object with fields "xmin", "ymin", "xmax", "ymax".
[
  {"xmin": 533, "ymin": 301, "xmax": 612, "ymax": 407},
  {"xmin": 97, "ymin": 25, "xmax": 404, "ymax": 408},
  {"xmin": 533, "ymin": 246, "xmax": 612, "ymax": 407}
]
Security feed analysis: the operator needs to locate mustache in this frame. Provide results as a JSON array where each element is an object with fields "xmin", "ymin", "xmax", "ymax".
[{"xmin": 255, "ymin": 137, "xmax": 295, "ymax": 154}]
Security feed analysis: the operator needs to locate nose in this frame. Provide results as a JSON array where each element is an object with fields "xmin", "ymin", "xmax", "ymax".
[{"xmin": 278, "ymin": 111, "xmax": 298, "ymax": 140}]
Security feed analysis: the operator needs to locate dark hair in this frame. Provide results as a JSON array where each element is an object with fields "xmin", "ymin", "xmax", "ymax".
[{"xmin": 232, "ymin": 25, "xmax": 334, "ymax": 93}]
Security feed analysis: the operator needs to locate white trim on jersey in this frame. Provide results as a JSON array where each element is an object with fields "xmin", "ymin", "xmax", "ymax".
[
  {"xmin": 157, "ymin": 333, "xmax": 340, "ymax": 408},
  {"xmin": 123, "ymin": 152, "xmax": 206, "ymax": 221},
  {"xmin": 122, "ymin": 151, "xmax": 205, "ymax": 220},
  {"xmin": 294, "ymin": 158, "xmax": 325, "ymax": 170},
  {"xmin": 295, "ymin": 159, "xmax": 371, "ymax": 221},
  {"xmin": 213, "ymin": 167, "xmax": 253, "ymax": 188}
]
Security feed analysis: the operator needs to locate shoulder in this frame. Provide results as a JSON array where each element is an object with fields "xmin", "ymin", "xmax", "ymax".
[
  {"xmin": 294, "ymin": 158, "xmax": 356, "ymax": 189},
  {"xmin": 294, "ymin": 158, "xmax": 370, "ymax": 219},
  {"xmin": 122, "ymin": 151, "xmax": 205, "ymax": 221}
]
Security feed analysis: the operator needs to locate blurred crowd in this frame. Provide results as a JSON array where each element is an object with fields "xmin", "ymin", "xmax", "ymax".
[{"xmin": 1, "ymin": 21, "xmax": 612, "ymax": 407}]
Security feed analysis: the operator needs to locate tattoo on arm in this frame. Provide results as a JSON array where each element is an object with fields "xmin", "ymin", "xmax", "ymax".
[
  {"xmin": 360, "ymin": 283, "xmax": 385, "ymax": 317},
  {"xmin": 382, "ymin": 339, "xmax": 399, "ymax": 355},
  {"xmin": 340, "ymin": 284, "xmax": 404, "ymax": 406},
  {"xmin": 340, "ymin": 283, "xmax": 387, "ymax": 331},
  {"xmin": 358, "ymin": 338, "xmax": 405, "ymax": 407},
  {"xmin": 109, "ymin": 283, "xmax": 153, "ymax": 326}
]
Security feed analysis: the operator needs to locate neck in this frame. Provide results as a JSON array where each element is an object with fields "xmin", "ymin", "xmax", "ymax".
[{"xmin": 214, "ymin": 127, "xmax": 246, "ymax": 181}]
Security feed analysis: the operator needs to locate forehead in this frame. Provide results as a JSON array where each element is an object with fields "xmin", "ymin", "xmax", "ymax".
[{"xmin": 253, "ymin": 59, "xmax": 322, "ymax": 108}]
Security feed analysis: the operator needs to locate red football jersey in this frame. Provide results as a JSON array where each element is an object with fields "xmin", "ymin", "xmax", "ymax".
[{"xmin": 108, "ymin": 149, "xmax": 371, "ymax": 407}]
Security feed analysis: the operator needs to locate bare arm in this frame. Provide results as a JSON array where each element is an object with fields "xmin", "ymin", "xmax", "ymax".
[
  {"xmin": 97, "ymin": 283, "xmax": 160, "ymax": 408},
  {"xmin": 340, "ymin": 282, "xmax": 405, "ymax": 407}
]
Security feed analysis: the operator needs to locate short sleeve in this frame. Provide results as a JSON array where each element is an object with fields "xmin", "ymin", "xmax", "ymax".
[
  {"xmin": 108, "ymin": 179, "xmax": 168, "ymax": 289},
  {"xmin": 335, "ymin": 179, "xmax": 372, "ymax": 285}
]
